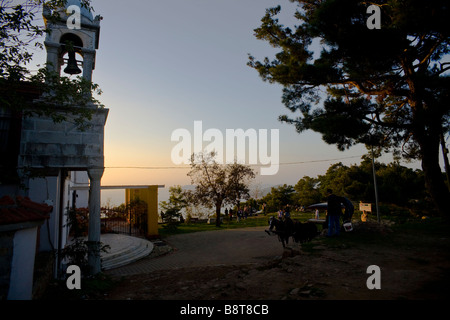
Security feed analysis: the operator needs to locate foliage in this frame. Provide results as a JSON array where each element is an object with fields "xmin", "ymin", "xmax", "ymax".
[
  {"xmin": 159, "ymin": 185, "xmax": 187, "ymax": 230},
  {"xmin": 248, "ymin": 0, "xmax": 450, "ymax": 216},
  {"xmin": 160, "ymin": 185, "xmax": 188, "ymax": 214},
  {"xmin": 61, "ymin": 207, "xmax": 110, "ymax": 276},
  {"xmin": 158, "ymin": 212, "xmax": 276, "ymax": 237},
  {"xmin": 186, "ymin": 151, "xmax": 255, "ymax": 227},
  {"xmin": 313, "ymin": 159, "xmax": 427, "ymax": 205},
  {"xmin": 0, "ymin": 0, "xmax": 103, "ymax": 128},
  {"xmin": 257, "ymin": 159, "xmax": 432, "ymax": 218},
  {"xmin": 1, "ymin": 0, "xmax": 93, "ymax": 80},
  {"xmin": 28, "ymin": 67, "xmax": 104, "ymax": 128},
  {"xmin": 126, "ymin": 198, "xmax": 148, "ymax": 233},
  {"xmin": 67, "ymin": 207, "xmax": 88, "ymax": 237},
  {"xmin": 293, "ymin": 176, "xmax": 321, "ymax": 206},
  {"xmin": 260, "ymin": 184, "xmax": 295, "ymax": 212},
  {"xmin": 227, "ymin": 160, "xmax": 257, "ymax": 209}
]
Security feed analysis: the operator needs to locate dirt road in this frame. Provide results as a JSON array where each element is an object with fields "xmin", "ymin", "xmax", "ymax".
[
  {"xmin": 104, "ymin": 221, "xmax": 450, "ymax": 300},
  {"xmin": 106, "ymin": 226, "xmax": 284, "ymax": 276}
]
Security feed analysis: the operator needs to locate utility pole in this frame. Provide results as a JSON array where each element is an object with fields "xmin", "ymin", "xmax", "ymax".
[{"xmin": 371, "ymin": 146, "xmax": 380, "ymax": 223}]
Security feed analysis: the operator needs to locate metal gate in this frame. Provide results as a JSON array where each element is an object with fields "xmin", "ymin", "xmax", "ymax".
[{"xmin": 101, "ymin": 201, "xmax": 148, "ymax": 238}]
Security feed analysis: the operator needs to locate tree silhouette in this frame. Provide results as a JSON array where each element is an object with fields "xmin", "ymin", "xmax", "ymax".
[
  {"xmin": 249, "ymin": 0, "xmax": 449, "ymax": 216},
  {"xmin": 187, "ymin": 152, "xmax": 255, "ymax": 227}
]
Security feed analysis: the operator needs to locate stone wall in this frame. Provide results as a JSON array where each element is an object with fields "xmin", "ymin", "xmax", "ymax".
[{"xmin": 18, "ymin": 108, "xmax": 108, "ymax": 170}]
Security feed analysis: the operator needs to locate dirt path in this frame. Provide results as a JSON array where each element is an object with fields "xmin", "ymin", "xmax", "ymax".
[
  {"xmin": 105, "ymin": 226, "xmax": 284, "ymax": 276},
  {"xmin": 104, "ymin": 221, "xmax": 450, "ymax": 300}
]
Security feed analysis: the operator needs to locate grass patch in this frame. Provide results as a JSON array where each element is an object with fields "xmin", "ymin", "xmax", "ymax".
[
  {"xmin": 158, "ymin": 213, "xmax": 278, "ymax": 237},
  {"xmin": 158, "ymin": 210, "xmax": 322, "ymax": 237},
  {"xmin": 317, "ymin": 216, "xmax": 450, "ymax": 253}
]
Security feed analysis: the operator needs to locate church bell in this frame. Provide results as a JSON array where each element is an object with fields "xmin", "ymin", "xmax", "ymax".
[{"xmin": 64, "ymin": 50, "xmax": 82, "ymax": 75}]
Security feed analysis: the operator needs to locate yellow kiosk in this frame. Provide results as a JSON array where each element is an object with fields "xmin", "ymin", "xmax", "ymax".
[{"xmin": 125, "ymin": 185, "xmax": 161, "ymax": 238}]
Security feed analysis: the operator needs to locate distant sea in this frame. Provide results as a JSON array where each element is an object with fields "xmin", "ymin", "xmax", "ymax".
[{"xmin": 101, "ymin": 184, "xmax": 274, "ymax": 218}]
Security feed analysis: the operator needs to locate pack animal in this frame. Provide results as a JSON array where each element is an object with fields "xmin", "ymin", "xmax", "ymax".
[
  {"xmin": 292, "ymin": 220, "xmax": 317, "ymax": 243},
  {"xmin": 265, "ymin": 216, "xmax": 317, "ymax": 248},
  {"xmin": 265, "ymin": 216, "xmax": 293, "ymax": 248}
]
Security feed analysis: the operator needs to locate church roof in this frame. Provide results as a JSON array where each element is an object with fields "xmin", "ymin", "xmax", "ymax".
[{"xmin": 0, "ymin": 196, "xmax": 52, "ymax": 226}]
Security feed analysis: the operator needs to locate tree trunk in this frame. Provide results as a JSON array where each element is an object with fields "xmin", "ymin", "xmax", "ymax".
[
  {"xmin": 440, "ymin": 131, "xmax": 450, "ymax": 192},
  {"xmin": 417, "ymin": 131, "xmax": 450, "ymax": 217},
  {"xmin": 215, "ymin": 204, "xmax": 221, "ymax": 227},
  {"xmin": 406, "ymin": 73, "xmax": 449, "ymax": 218}
]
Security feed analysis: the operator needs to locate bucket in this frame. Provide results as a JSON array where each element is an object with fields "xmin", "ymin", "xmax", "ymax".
[{"xmin": 343, "ymin": 221, "xmax": 353, "ymax": 232}]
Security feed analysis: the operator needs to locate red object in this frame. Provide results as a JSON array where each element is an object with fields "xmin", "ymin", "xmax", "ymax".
[{"xmin": 0, "ymin": 195, "xmax": 52, "ymax": 226}]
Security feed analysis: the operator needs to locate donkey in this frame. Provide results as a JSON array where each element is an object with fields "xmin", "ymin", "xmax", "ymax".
[
  {"xmin": 266, "ymin": 216, "xmax": 318, "ymax": 248},
  {"xmin": 265, "ymin": 216, "xmax": 295, "ymax": 248}
]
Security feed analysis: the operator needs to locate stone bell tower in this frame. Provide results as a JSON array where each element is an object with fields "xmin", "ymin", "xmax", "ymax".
[
  {"xmin": 18, "ymin": 1, "xmax": 108, "ymax": 275},
  {"xmin": 43, "ymin": 0, "xmax": 102, "ymax": 82}
]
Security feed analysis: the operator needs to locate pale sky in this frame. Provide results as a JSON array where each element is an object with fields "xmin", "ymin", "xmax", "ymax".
[{"xmin": 29, "ymin": 0, "xmax": 424, "ymax": 206}]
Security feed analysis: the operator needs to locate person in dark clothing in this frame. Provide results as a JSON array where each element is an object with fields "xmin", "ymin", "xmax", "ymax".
[
  {"xmin": 326, "ymin": 189, "xmax": 343, "ymax": 236},
  {"xmin": 342, "ymin": 197, "xmax": 354, "ymax": 222}
]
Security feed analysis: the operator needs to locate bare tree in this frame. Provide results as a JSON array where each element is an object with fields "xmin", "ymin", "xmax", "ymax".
[{"xmin": 187, "ymin": 152, "xmax": 255, "ymax": 227}]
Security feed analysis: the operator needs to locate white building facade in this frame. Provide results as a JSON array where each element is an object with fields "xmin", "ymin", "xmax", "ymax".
[{"xmin": 18, "ymin": 0, "xmax": 108, "ymax": 276}]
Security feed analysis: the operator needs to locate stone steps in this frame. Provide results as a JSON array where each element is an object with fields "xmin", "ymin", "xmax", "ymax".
[{"xmin": 100, "ymin": 234, "xmax": 154, "ymax": 271}]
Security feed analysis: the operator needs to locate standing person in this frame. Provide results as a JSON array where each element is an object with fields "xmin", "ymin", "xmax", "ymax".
[
  {"xmin": 277, "ymin": 208, "xmax": 284, "ymax": 220},
  {"xmin": 342, "ymin": 197, "xmax": 354, "ymax": 222},
  {"xmin": 284, "ymin": 205, "xmax": 290, "ymax": 218},
  {"xmin": 326, "ymin": 189, "xmax": 343, "ymax": 237}
]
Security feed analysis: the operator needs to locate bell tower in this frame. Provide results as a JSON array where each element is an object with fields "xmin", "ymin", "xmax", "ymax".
[
  {"xmin": 16, "ymin": 0, "xmax": 109, "ymax": 276},
  {"xmin": 43, "ymin": 0, "xmax": 102, "ymax": 81}
]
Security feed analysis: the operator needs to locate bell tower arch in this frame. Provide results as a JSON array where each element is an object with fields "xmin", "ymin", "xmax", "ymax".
[{"xmin": 43, "ymin": 0, "xmax": 102, "ymax": 81}]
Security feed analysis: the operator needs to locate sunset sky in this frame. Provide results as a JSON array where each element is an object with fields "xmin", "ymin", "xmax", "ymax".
[{"xmin": 29, "ymin": 0, "xmax": 424, "ymax": 206}]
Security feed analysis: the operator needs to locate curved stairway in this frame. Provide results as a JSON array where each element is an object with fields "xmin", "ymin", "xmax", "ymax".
[{"xmin": 100, "ymin": 234, "xmax": 154, "ymax": 271}]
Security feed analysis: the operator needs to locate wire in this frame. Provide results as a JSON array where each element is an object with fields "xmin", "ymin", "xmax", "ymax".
[
  {"xmin": 265, "ymin": 154, "xmax": 363, "ymax": 166},
  {"xmin": 106, "ymin": 166, "xmax": 190, "ymax": 170},
  {"xmin": 104, "ymin": 154, "xmax": 364, "ymax": 170}
]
